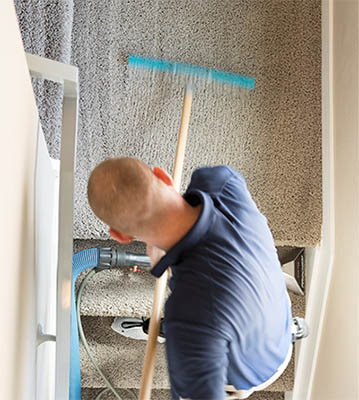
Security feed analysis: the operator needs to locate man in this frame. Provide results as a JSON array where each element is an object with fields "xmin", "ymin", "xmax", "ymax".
[{"xmin": 87, "ymin": 157, "xmax": 306, "ymax": 400}]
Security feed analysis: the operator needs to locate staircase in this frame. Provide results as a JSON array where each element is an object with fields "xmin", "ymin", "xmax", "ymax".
[
  {"xmin": 73, "ymin": 240, "xmax": 305, "ymax": 399},
  {"xmin": 14, "ymin": 0, "xmax": 319, "ymax": 398}
]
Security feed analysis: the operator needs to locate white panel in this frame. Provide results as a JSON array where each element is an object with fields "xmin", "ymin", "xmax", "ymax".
[{"xmin": 35, "ymin": 124, "xmax": 60, "ymax": 400}]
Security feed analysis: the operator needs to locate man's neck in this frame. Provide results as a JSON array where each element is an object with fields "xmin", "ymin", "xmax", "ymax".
[{"xmin": 142, "ymin": 195, "xmax": 202, "ymax": 252}]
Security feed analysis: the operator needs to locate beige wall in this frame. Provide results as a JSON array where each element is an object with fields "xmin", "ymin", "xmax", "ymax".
[
  {"xmin": 311, "ymin": 0, "xmax": 359, "ymax": 399},
  {"xmin": 0, "ymin": 1, "xmax": 39, "ymax": 399}
]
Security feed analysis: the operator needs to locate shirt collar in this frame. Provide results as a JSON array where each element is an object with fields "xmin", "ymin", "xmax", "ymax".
[{"xmin": 150, "ymin": 189, "xmax": 214, "ymax": 278}]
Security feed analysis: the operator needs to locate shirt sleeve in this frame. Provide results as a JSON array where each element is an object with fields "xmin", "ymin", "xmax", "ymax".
[
  {"xmin": 165, "ymin": 320, "xmax": 229, "ymax": 400},
  {"xmin": 186, "ymin": 166, "xmax": 234, "ymax": 195}
]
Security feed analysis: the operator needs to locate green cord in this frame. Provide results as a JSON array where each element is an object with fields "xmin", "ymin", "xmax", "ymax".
[
  {"xmin": 95, "ymin": 388, "xmax": 137, "ymax": 400},
  {"xmin": 95, "ymin": 388, "xmax": 111, "ymax": 400},
  {"xmin": 76, "ymin": 269, "xmax": 138, "ymax": 400}
]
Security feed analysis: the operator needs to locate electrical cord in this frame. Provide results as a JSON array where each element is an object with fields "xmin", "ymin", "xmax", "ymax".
[
  {"xmin": 95, "ymin": 387, "xmax": 138, "ymax": 400},
  {"xmin": 95, "ymin": 388, "xmax": 111, "ymax": 400},
  {"xmin": 95, "ymin": 388, "xmax": 138, "ymax": 400},
  {"xmin": 76, "ymin": 269, "xmax": 138, "ymax": 400}
]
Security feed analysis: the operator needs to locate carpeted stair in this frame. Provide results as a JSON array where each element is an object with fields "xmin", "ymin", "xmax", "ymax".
[
  {"xmin": 15, "ymin": 0, "xmax": 322, "ymax": 247},
  {"xmin": 81, "ymin": 389, "xmax": 286, "ymax": 400},
  {"xmin": 14, "ymin": 0, "xmax": 318, "ymax": 398}
]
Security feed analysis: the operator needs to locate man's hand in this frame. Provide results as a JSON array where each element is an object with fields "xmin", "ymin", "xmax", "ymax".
[{"xmin": 146, "ymin": 244, "xmax": 166, "ymax": 266}]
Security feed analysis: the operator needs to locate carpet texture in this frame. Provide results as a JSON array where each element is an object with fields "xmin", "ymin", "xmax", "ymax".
[
  {"xmin": 13, "ymin": 0, "xmax": 74, "ymax": 159},
  {"xmin": 81, "ymin": 388, "xmax": 284, "ymax": 400},
  {"xmin": 80, "ymin": 316, "xmax": 295, "ymax": 393},
  {"xmin": 15, "ymin": 0, "xmax": 322, "ymax": 246}
]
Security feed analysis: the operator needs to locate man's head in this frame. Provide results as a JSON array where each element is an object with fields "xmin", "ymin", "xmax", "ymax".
[{"xmin": 87, "ymin": 157, "xmax": 174, "ymax": 242}]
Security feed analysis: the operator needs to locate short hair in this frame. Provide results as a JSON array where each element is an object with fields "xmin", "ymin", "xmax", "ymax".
[{"xmin": 87, "ymin": 157, "xmax": 155, "ymax": 234}]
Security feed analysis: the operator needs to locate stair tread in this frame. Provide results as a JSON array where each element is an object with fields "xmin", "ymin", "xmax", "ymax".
[
  {"xmin": 81, "ymin": 388, "xmax": 171, "ymax": 400},
  {"xmin": 77, "ymin": 267, "xmax": 305, "ymax": 318},
  {"xmin": 74, "ymin": 241, "xmax": 306, "ymax": 319},
  {"xmin": 80, "ymin": 317, "xmax": 295, "ymax": 392},
  {"xmin": 77, "ymin": 268, "xmax": 170, "ymax": 318},
  {"xmin": 80, "ymin": 317, "xmax": 169, "ymax": 389},
  {"xmin": 82, "ymin": 387, "xmax": 285, "ymax": 399}
]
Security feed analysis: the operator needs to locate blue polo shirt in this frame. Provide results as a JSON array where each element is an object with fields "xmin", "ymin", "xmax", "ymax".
[{"xmin": 151, "ymin": 166, "xmax": 293, "ymax": 400}]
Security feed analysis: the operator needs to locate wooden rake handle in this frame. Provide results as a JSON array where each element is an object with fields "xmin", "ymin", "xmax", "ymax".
[{"xmin": 139, "ymin": 87, "xmax": 193, "ymax": 400}]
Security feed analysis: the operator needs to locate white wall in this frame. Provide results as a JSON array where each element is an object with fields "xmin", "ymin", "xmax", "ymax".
[
  {"xmin": 292, "ymin": 1, "xmax": 358, "ymax": 399},
  {"xmin": 311, "ymin": 0, "xmax": 359, "ymax": 398},
  {"xmin": 0, "ymin": 1, "xmax": 39, "ymax": 399}
]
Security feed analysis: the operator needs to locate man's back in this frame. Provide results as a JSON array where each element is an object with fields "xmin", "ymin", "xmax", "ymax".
[{"xmin": 152, "ymin": 166, "xmax": 293, "ymax": 399}]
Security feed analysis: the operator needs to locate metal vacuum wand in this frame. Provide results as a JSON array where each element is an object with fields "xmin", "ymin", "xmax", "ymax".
[{"xmin": 98, "ymin": 247, "xmax": 152, "ymax": 270}]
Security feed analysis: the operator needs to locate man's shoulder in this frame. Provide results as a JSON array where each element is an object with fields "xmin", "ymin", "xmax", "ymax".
[{"xmin": 189, "ymin": 165, "xmax": 244, "ymax": 194}]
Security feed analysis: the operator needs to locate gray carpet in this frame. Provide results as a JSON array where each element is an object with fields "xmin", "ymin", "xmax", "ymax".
[
  {"xmin": 81, "ymin": 388, "xmax": 172, "ymax": 400},
  {"xmin": 80, "ymin": 316, "xmax": 295, "ymax": 393},
  {"xmin": 15, "ymin": 0, "xmax": 322, "ymax": 246},
  {"xmin": 81, "ymin": 388, "xmax": 284, "ymax": 400},
  {"xmin": 13, "ymin": 0, "xmax": 73, "ymax": 158}
]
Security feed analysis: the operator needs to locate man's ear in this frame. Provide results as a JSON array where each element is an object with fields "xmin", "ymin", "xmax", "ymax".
[
  {"xmin": 109, "ymin": 228, "xmax": 134, "ymax": 243},
  {"xmin": 153, "ymin": 166, "xmax": 173, "ymax": 186}
]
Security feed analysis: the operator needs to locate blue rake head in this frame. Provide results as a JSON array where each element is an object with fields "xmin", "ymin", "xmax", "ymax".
[{"xmin": 128, "ymin": 54, "xmax": 255, "ymax": 91}]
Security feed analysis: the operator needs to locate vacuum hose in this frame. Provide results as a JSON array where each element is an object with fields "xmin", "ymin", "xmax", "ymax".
[{"xmin": 70, "ymin": 247, "xmax": 151, "ymax": 399}]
